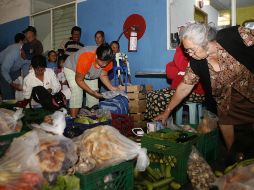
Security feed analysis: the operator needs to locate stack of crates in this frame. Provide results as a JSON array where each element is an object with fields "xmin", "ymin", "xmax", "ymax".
[{"xmin": 121, "ymin": 85, "xmax": 153, "ymax": 128}]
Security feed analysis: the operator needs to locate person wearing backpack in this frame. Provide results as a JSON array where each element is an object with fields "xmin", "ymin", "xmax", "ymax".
[
  {"xmin": 64, "ymin": 44, "xmax": 119, "ymax": 118},
  {"xmin": 23, "ymin": 55, "xmax": 61, "ymax": 108}
]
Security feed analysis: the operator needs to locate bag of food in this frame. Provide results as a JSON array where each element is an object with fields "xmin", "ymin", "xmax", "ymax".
[
  {"xmin": 34, "ymin": 130, "xmax": 78, "ymax": 183},
  {"xmin": 213, "ymin": 163, "xmax": 254, "ymax": 190},
  {"xmin": 0, "ymin": 131, "xmax": 43, "ymax": 189},
  {"xmin": 1, "ymin": 130, "xmax": 78, "ymax": 185},
  {"xmin": 0, "ymin": 108, "xmax": 24, "ymax": 135},
  {"xmin": 71, "ymin": 125, "xmax": 149, "ymax": 174},
  {"xmin": 187, "ymin": 146, "xmax": 215, "ymax": 190},
  {"xmin": 31, "ymin": 108, "xmax": 67, "ymax": 135},
  {"xmin": 197, "ymin": 110, "xmax": 218, "ymax": 133}
]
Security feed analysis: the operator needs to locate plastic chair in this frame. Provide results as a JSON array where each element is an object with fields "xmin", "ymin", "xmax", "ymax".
[{"xmin": 175, "ymin": 102, "xmax": 203, "ymax": 125}]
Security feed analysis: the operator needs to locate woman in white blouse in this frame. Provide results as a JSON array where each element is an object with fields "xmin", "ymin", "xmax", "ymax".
[{"xmin": 23, "ymin": 55, "xmax": 61, "ymax": 100}]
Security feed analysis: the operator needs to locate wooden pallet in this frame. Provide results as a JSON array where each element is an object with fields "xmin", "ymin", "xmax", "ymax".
[
  {"xmin": 127, "ymin": 93, "xmax": 146, "ymax": 100},
  {"xmin": 119, "ymin": 85, "xmax": 153, "ymax": 93},
  {"xmin": 129, "ymin": 99, "xmax": 146, "ymax": 107},
  {"xmin": 130, "ymin": 113, "xmax": 145, "ymax": 122},
  {"xmin": 129, "ymin": 103, "xmax": 146, "ymax": 113}
]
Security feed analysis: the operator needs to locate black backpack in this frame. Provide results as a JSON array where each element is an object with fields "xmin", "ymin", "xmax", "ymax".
[{"xmin": 30, "ymin": 86, "xmax": 67, "ymax": 110}]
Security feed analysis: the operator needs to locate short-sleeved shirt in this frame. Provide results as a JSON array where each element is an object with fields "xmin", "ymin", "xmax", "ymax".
[{"xmin": 76, "ymin": 52, "xmax": 113, "ymax": 80}]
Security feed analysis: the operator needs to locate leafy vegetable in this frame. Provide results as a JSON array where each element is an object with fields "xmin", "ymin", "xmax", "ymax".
[{"xmin": 42, "ymin": 175, "xmax": 80, "ymax": 190}]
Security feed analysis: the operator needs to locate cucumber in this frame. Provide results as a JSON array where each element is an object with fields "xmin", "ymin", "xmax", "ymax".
[
  {"xmin": 165, "ymin": 165, "xmax": 172, "ymax": 178},
  {"xmin": 170, "ymin": 181, "xmax": 181, "ymax": 190},
  {"xmin": 152, "ymin": 177, "xmax": 174, "ymax": 188}
]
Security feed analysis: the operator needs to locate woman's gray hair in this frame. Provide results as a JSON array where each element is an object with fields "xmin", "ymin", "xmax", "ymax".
[{"xmin": 181, "ymin": 23, "xmax": 217, "ymax": 47}]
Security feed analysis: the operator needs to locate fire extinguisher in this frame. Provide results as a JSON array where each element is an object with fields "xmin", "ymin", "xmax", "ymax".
[{"xmin": 128, "ymin": 27, "xmax": 138, "ymax": 52}]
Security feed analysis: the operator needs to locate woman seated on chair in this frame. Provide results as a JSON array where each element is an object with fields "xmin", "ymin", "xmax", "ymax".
[{"xmin": 145, "ymin": 44, "xmax": 205, "ymax": 120}]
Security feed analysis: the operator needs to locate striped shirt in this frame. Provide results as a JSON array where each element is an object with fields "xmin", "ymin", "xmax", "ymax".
[{"xmin": 59, "ymin": 37, "xmax": 84, "ymax": 56}]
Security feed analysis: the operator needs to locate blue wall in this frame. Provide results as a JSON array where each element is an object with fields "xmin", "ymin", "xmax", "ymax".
[
  {"xmin": 77, "ymin": 0, "xmax": 175, "ymax": 89},
  {"xmin": 0, "ymin": 17, "xmax": 29, "ymax": 51}
]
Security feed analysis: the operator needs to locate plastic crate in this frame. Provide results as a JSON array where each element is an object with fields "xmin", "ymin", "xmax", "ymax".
[
  {"xmin": 111, "ymin": 114, "xmax": 134, "ymax": 137},
  {"xmin": 76, "ymin": 161, "xmax": 134, "ymax": 190},
  {"xmin": 189, "ymin": 124, "xmax": 219, "ymax": 163},
  {"xmin": 196, "ymin": 129, "xmax": 219, "ymax": 163},
  {"xmin": 141, "ymin": 129, "xmax": 198, "ymax": 184},
  {"xmin": 64, "ymin": 117, "xmax": 111, "ymax": 138}
]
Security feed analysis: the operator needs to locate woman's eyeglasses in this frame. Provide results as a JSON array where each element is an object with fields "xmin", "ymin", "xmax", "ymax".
[{"xmin": 184, "ymin": 47, "xmax": 199, "ymax": 55}]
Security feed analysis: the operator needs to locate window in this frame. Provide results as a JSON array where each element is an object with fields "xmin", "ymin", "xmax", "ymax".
[{"xmin": 31, "ymin": 1, "xmax": 76, "ymax": 52}]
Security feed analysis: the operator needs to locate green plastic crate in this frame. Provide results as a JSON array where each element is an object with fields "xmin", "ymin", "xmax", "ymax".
[
  {"xmin": 189, "ymin": 124, "xmax": 219, "ymax": 163},
  {"xmin": 196, "ymin": 129, "xmax": 219, "ymax": 163},
  {"xmin": 76, "ymin": 161, "xmax": 134, "ymax": 190},
  {"xmin": 141, "ymin": 129, "xmax": 198, "ymax": 184}
]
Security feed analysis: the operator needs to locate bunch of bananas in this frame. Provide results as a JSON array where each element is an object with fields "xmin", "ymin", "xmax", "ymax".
[{"xmin": 134, "ymin": 152, "xmax": 181, "ymax": 190}]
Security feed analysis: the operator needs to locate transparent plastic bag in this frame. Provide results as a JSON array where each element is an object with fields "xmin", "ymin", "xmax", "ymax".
[
  {"xmin": 214, "ymin": 163, "xmax": 254, "ymax": 190},
  {"xmin": 187, "ymin": 146, "xmax": 216, "ymax": 190},
  {"xmin": 71, "ymin": 125, "xmax": 149, "ymax": 173},
  {"xmin": 0, "ymin": 108, "xmax": 24, "ymax": 135},
  {"xmin": 101, "ymin": 90, "xmax": 128, "ymax": 99},
  {"xmin": 31, "ymin": 108, "xmax": 67, "ymax": 135},
  {"xmin": 197, "ymin": 110, "xmax": 218, "ymax": 133},
  {"xmin": 35, "ymin": 130, "xmax": 78, "ymax": 183},
  {"xmin": 165, "ymin": 116, "xmax": 181, "ymax": 130},
  {"xmin": 0, "ymin": 131, "xmax": 44, "ymax": 189},
  {"xmin": 78, "ymin": 108, "xmax": 112, "ymax": 120},
  {"xmin": 1, "ymin": 130, "xmax": 78, "ymax": 185}
]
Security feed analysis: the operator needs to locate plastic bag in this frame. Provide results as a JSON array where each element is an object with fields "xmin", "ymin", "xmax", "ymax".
[
  {"xmin": 78, "ymin": 108, "xmax": 112, "ymax": 120},
  {"xmin": 197, "ymin": 110, "xmax": 218, "ymax": 133},
  {"xmin": 213, "ymin": 163, "xmax": 254, "ymax": 190},
  {"xmin": 165, "ymin": 116, "xmax": 181, "ymax": 130},
  {"xmin": 71, "ymin": 125, "xmax": 149, "ymax": 173},
  {"xmin": 0, "ymin": 130, "xmax": 78, "ymax": 185},
  {"xmin": 34, "ymin": 130, "xmax": 78, "ymax": 183},
  {"xmin": 0, "ymin": 131, "xmax": 43, "ymax": 189},
  {"xmin": 0, "ymin": 108, "xmax": 24, "ymax": 135},
  {"xmin": 101, "ymin": 90, "xmax": 128, "ymax": 99},
  {"xmin": 187, "ymin": 146, "xmax": 216, "ymax": 190},
  {"xmin": 31, "ymin": 108, "xmax": 67, "ymax": 135}
]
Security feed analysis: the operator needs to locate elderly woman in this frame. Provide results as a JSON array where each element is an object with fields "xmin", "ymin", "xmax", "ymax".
[{"xmin": 155, "ymin": 23, "xmax": 254, "ymax": 152}]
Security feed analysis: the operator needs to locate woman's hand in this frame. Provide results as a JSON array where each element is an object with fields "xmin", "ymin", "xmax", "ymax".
[
  {"xmin": 93, "ymin": 90, "xmax": 103, "ymax": 99},
  {"xmin": 154, "ymin": 111, "xmax": 170, "ymax": 125},
  {"xmin": 10, "ymin": 82, "xmax": 23, "ymax": 91}
]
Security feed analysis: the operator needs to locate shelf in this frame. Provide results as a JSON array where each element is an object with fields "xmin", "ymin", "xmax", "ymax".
[{"xmin": 135, "ymin": 71, "xmax": 166, "ymax": 76}]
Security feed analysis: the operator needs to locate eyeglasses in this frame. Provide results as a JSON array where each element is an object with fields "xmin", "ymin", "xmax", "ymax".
[{"xmin": 184, "ymin": 47, "xmax": 199, "ymax": 55}]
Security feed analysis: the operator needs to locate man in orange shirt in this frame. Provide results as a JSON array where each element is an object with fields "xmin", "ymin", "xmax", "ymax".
[{"xmin": 64, "ymin": 44, "xmax": 118, "ymax": 117}]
